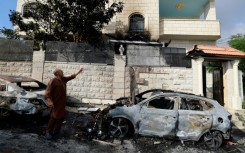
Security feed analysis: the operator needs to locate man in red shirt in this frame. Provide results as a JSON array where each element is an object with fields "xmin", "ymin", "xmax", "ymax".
[{"xmin": 45, "ymin": 68, "xmax": 84, "ymax": 140}]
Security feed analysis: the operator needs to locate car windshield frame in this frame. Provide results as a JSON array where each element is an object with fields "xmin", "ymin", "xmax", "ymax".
[{"xmin": 7, "ymin": 83, "xmax": 24, "ymax": 92}]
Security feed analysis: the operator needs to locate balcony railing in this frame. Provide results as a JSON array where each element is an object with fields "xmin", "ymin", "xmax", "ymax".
[{"xmin": 159, "ymin": 19, "xmax": 220, "ymax": 40}]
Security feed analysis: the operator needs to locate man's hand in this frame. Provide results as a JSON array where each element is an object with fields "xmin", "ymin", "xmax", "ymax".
[
  {"xmin": 75, "ymin": 68, "xmax": 84, "ymax": 76},
  {"xmin": 47, "ymin": 98, "xmax": 54, "ymax": 108}
]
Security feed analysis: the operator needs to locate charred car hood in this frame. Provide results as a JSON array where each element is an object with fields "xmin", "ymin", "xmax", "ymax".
[
  {"xmin": 0, "ymin": 90, "xmax": 48, "ymax": 115},
  {"xmin": 3, "ymin": 90, "xmax": 39, "ymax": 99}
]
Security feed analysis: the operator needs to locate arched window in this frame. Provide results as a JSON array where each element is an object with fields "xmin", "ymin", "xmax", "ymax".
[
  {"xmin": 129, "ymin": 14, "xmax": 144, "ymax": 32},
  {"xmin": 22, "ymin": 2, "xmax": 37, "ymax": 18}
]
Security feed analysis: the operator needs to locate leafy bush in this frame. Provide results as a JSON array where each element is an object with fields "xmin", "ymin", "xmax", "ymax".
[
  {"xmin": 235, "ymin": 112, "xmax": 245, "ymax": 126},
  {"xmin": 243, "ymin": 99, "xmax": 245, "ymax": 109}
]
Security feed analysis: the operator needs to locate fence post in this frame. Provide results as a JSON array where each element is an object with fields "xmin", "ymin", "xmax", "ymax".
[
  {"xmin": 31, "ymin": 51, "xmax": 45, "ymax": 82},
  {"xmin": 112, "ymin": 55, "xmax": 128, "ymax": 99}
]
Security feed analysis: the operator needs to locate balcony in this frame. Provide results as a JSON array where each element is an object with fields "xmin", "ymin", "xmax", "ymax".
[{"xmin": 159, "ymin": 19, "xmax": 220, "ymax": 40}]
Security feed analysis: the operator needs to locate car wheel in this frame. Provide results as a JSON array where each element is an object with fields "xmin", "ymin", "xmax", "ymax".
[
  {"xmin": 0, "ymin": 108, "xmax": 10, "ymax": 118},
  {"xmin": 109, "ymin": 118, "xmax": 129, "ymax": 138},
  {"xmin": 203, "ymin": 130, "xmax": 223, "ymax": 150}
]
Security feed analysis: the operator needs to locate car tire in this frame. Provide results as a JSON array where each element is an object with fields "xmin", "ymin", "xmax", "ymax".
[
  {"xmin": 0, "ymin": 108, "xmax": 11, "ymax": 118},
  {"xmin": 109, "ymin": 118, "xmax": 129, "ymax": 138},
  {"xmin": 203, "ymin": 130, "xmax": 223, "ymax": 150}
]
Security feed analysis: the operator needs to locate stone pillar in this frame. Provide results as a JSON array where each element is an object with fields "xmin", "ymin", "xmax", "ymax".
[
  {"xmin": 204, "ymin": 0, "xmax": 217, "ymax": 20},
  {"xmin": 113, "ymin": 55, "xmax": 126, "ymax": 99},
  {"xmin": 31, "ymin": 51, "xmax": 45, "ymax": 82},
  {"xmin": 192, "ymin": 58, "xmax": 204, "ymax": 96},
  {"xmin": 222, "ymin": 62, "xmax": 229, "ymax": 109},
  {"xmin": 232, "ymin": 60, "xmax": 242, "ymax": 109}
]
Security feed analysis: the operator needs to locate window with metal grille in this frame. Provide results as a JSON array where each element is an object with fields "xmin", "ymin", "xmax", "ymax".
[
  {"xmin": 22, "ymin": 2, "xmax": 37, "ymax": 18},
  {"xmin": 129, "ymin": 14, "xmax": 144, "ymax": 32}
]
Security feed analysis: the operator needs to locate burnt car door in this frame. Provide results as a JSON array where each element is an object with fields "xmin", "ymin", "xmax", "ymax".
[
  {"xmin": 177, "ymin": 95, "xmax": 213, "ymax": 141},
  {"xmin": 138, "ymin": 95, "xmax": 178, "ymax": 138}
]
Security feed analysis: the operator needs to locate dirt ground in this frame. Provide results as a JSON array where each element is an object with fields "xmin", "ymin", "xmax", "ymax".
[{"xmin": 1, "ymin": 111, "xmax": 245, "ymax": 153}]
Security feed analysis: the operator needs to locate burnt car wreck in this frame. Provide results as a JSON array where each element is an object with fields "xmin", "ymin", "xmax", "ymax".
[
  {"xmin": 105, "ymin": 90, "xmax": 232, "ymax": 150},
  {"xmin": 0, "ymin": 75, "xmax": 49, "ymax": 117}
]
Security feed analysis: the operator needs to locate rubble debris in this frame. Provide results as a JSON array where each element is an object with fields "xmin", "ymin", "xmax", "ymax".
[
  {"xmin": 77, "ymin": 107, "xmax": 100, "ymax": 112},
  {"xmin": 237, "ymin": 138, "xmax": 245, "ymax": 145},
  {"xmin": 224, "ymin": 140, "xmax": 237, "ymax": 145},
  {"xmin": 153, "ymin": 141, "xmax": 161, "ymax": 145}
]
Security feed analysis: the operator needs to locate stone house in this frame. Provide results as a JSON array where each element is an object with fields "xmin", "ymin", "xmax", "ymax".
[{"xmin": 11, "ymin": 0, "xmax": 245, "ymax": 111}]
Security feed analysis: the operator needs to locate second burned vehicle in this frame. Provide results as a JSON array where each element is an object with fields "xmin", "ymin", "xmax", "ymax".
[
  {"xmin": 107, "ymin": 89, "xmax": 232, "ymax": 150},
  {"xmin": 0, "ymin": 74, "xmax": 83, "ymax": 118},
  {"xmin": 0, "ymin": 75, "xmax": 49, "ymax": 117}
]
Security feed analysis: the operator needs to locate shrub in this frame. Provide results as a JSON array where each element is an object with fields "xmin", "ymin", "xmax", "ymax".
[{"xmin": 243, "ymin": 99, "xmax": 245, "ymax": 109}]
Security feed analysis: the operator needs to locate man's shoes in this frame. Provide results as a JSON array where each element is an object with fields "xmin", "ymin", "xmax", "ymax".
[{"xmin": 45, "ymin": 132, "xmax": 53, "ymax": 140}]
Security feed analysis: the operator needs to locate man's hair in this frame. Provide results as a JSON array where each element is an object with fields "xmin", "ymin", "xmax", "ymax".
[{"xmin": 53, "ymin": 68, "xmax": 62, "ymax": 76}]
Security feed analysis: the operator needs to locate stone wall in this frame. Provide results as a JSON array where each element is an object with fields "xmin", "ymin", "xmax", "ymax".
[
  {"xmin": 0, "ymin": 62, "xmax": 32, "ymax": 77},
  {"xmin": 3, "ymin": 51, "xmax": 242, "ymax": 110},
  {"xmin": 0, "ymin": 50, "xmax": 194, "ymax": 106},
  {"xmin": 26, "ymin": 50, "xmax": 121, "ymax": 105},
  {"xmin": 42, "ymin": 62, "xmax": 115, "ymax": 105},
  {"xmin": 133, "ymin": 67, "xmax": 193, "ymax": 94}
]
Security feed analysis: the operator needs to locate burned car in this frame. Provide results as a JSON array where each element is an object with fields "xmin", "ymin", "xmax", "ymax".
[
  {"xmin": 0, "ymin": 75, "xmax": 49, "ymax": 117},
  {"xmin": 108, "ymin": 91, "xmax": 232, "ymax": 149}
]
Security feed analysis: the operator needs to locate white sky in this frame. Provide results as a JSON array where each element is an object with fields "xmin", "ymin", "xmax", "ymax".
[{"xmin": 216, "ymin": 0, "xmax": 245, "ymax": 46}]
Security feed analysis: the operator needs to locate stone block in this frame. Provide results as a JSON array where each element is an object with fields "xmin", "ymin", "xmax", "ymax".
[
  {"xmin": 114, "ymin": 66, "xmax": 125, "ymax": 72},
  {"xmin": 101, "ymin": 100, "xmax": 115, "ymax": 105},
  {"xmin": 82, "ymin": 98, "xmax": 102, "ymax": 105},
  {"xmin": 103, "ymin": 72, "xmax": 114, "ymax": 77},
  {"xmin": 113, "ymin": 94, "xmax": 124, "ymax": 100},
  {"xmin": 139, "ymin": 73, "xmax": 149, "ymax": 78},
  {"xmin": 114, "ymin": 71, "xmax": 125, "ymax": 77},
  {"xmin": 104, "ymin": 94, "xmax": 113, "ymax": 99},
  {"xmin": 136, "ymin": 78, "xmax": 145, "ymax": 84},
  {"xmin": 113, "ymin": 82, "xmax": 125, "ymax": 89},
  {"xmin": 149, "ymin": 74, "xmax": 157, "ymax": 79},
  {"xmin": 113, "ymin": 77, "xmax": 125, "ymax": 83},
  {"xmin": 113, "ymin": 88, "xmax": 125, "ymax": 94}
]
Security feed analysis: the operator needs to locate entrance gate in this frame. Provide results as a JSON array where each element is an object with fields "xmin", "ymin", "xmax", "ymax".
[{"xmin": 213, "ymin": 68, "xmax": 224, "ymax": 106}]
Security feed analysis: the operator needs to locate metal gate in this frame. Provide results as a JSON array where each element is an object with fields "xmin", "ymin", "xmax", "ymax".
[{"xmin": 213, "ymin": 68, "xmax": 224, "ymax": 106}]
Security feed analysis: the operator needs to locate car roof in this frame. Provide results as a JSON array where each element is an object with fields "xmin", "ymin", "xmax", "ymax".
[
  {"xmin": 136, "ymin": 89, "xmax": 196, "ymax": 97},
  {"xmin": 0, "ymin": 74, "xmax": 37, "ymax": 83},
  {"xmin": 153, "ymin": 91, "xmax": 202, "ymax": 98},
  {"xmin": 150, "ymin": 92, "xmax": 217, "ymax": 103}
]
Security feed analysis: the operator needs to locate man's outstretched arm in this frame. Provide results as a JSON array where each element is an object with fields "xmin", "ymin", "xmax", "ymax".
[{"xmin": 74, "ymin": 68, "xmax": 84, "ymax": 77}]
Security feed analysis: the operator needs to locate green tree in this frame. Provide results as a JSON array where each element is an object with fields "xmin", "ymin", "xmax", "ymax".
[
  {"xmin": 228, "ymin": 33, "xmax": 245, "ymax": 73},
  {"xmin": 8, "ymin": 0, "xmax": 123, "ymax": 44},
  {"xmin": 228, "ymin": 33, "xmax": 245, "ymax": 96},
  {"xmin": 0, "ymin": 27, "xmax": 19, "ymax": 39}
]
